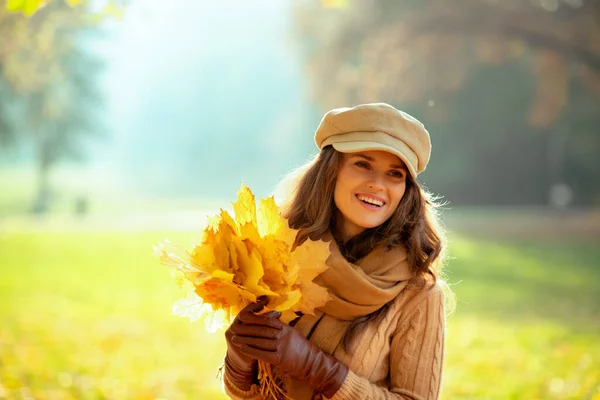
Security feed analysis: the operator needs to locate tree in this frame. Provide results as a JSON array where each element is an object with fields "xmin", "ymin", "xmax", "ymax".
[
  {"xmin": 5, "ymin": 0, "xmax": 122, "ymax": 17},
  {"xmin": 292, "ymin": 0, "xmax": 600, "ymax": 206},
  {"xmin": 293, "ymin": 0, "xmax": 600, "ymax": 124},
  {"xmin": 0, "ymin": 0, "xmax": 105, "ymax": 213}
]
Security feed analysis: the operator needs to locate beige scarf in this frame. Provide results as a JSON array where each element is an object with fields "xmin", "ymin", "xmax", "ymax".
[{"xmin": 285, "ymin": 236, "xmax": 413, "ymax": 399}]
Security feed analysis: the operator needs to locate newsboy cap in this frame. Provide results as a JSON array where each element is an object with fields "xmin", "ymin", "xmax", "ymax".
[{"xmin": 314, "ymin": 103, "xmax": 431, "ymax": 178}]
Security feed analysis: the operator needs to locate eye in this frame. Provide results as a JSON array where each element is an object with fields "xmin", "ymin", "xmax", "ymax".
[
  {"xmin": 388, "ymin": 170, "xmax": 405, "ymax": 178},
  {"xmin": 354, "ymin": 161, "xmax": 370, "ymax": 169}
]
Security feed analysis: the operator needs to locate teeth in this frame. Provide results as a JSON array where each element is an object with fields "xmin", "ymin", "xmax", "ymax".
[{"xmin": 357, "ymin": 195, "xmax": 384, "ymax": 206}]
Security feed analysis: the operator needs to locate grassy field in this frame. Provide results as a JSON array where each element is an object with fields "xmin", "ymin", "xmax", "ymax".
[{"xmin": 0, "ymin": 229, "xmax": 598, "ymax": 400}]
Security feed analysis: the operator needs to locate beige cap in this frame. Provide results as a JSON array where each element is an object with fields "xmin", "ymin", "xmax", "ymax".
[{"xmin": 314, "ymin": 103, "xmax": 431, "ymax": 178}]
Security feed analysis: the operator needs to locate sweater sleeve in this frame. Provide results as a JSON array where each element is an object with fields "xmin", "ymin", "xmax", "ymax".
[
  {"xmin": 329, "ymin": 289, "xmax": 446, "ymax": 400},
  {"xmin": 222, "ymin": 369, "xmax": 262, "ymax": 400}
]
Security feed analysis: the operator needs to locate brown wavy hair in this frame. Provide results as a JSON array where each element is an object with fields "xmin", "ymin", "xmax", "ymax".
[{"xmin": 278, "ymin": 145, "xmax": 448, "ymax": 351}]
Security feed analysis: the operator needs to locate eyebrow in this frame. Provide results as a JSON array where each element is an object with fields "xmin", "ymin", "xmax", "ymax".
[{"xmin": 351, "ymin": 154, "xmax": 407, "ymax": 170}]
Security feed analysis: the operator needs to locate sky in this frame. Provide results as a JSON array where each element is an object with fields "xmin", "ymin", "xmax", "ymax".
[{"xmin": 88, "ymin": 0, "xmax": 318, "ymax": 202}]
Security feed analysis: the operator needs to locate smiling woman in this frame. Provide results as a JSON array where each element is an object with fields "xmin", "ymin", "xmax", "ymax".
[
  {"xmin": 334, "ymin": 151, "xmax": 408, "ymax": 240},
  {"xmin": 221, "ymin": 103, "xmax": 451, "ymax": 400}
]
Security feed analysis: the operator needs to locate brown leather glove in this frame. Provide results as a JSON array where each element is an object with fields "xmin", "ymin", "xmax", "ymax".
[
  {"xmin": 231, "ymin": 310, "xmax": 349, "ymax": 398},
  {"xmin": 224, "ymin": 296, "xmax": 269, "ymax": 391}
]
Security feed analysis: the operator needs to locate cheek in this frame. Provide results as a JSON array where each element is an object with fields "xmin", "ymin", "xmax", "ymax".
[
  {"xmin": 389, "ymin": 184, "xmax": 407, "ymax": 209},
  {"xmin": 335, "ymin": 169, "xmax": 355, "ymax": 198},
  {"xmin": 333, "ymin": 178, "xmax": 348, "ymax": 210}
]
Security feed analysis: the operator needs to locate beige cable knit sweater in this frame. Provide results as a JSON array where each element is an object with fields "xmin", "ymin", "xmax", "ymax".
[{"xmin": 223, "ymin": 279, "xmax": 446, "ymax": 400}]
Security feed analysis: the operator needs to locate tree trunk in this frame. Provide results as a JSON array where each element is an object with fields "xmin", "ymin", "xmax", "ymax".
[{"xmin": 31, "ymin": 140, "xmax": 53, "ymax": 215}]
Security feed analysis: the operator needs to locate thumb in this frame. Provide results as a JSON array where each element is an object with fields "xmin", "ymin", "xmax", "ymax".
[
  {"xmin": 263, "ymin": 310, "xmax": 282, "ymax": 319},
  {"xmin": 244, "ymin": 300, "xmax": 266, "ymax": 314}
]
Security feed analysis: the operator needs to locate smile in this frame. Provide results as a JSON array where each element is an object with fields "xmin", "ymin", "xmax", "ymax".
[{"xmin": 356, "ymin": 194, "xmax": 386, "ymax": 208}]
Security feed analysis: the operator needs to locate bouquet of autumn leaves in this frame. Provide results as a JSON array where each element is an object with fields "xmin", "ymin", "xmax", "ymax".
[{"xmin": 154, "ymin": 182, "xmax": 331, "ymax": 345}]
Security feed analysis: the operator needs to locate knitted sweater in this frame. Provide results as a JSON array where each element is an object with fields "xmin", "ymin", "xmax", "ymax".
[{"xmin": 223, "ymin": 280, "xmax": 446, "ymax": 400}]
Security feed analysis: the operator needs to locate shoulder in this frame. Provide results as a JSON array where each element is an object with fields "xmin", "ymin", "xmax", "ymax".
[
  {"xmin": 392, "ymin": 278, "xmax": 446, "ymax": 320},
  {"xmin": 384, "ymin": 280, "xmax": 447, "ymax": 340}
]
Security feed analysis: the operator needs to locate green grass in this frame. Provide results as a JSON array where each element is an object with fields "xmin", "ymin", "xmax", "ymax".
[
  {"xmin": 0, "ymin": 167, "xmax": 228, "ymax": 217},
  {"xmin": 0, "ymin": 231, "xmax": 598, "ymax": 399},
  {"xmin": 0, "ymin": 231, "xmax": 228, "ymax": 400},
  {"xmin": 444, "ymin": 236, "xmax": 600, "ymax": 399}
]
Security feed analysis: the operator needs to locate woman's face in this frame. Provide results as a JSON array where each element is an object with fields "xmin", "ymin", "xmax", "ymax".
[{"xmin": 334, "ymin": 150, "xmax": 408, "ymax": 241}]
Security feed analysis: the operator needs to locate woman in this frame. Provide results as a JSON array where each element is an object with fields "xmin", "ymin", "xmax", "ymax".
[{"xmin": 223, "ymin": 103, "xmax": 449, "ymax": 399}]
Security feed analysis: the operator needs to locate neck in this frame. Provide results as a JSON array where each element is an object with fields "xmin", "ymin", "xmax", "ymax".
[{"xmin": 333, "ymin": 211, "xmax": 364, "ymax": 243}]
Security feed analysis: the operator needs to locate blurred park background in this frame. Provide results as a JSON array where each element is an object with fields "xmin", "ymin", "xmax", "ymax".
[{"xmin": 1, "ymin": 0, "xmax": 599, "ymax": 399}]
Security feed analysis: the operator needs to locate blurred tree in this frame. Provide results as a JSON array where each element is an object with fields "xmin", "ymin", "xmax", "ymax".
[
  {"xmin": 0, "ymin": 80, "xmax": 15, "ymax": 146},
  {"xmin": 6, "ymin": 0, "xmax": 55, "ymax": 16},
  {"xmin": 293, "ymin": 0, "xmax": 600, "ymax": 206},
  {"xmin": 295, "ymin": 0, "xmax": 600, "ymax": 125},
  {"xmin": 0, "ymin": 0, "xmax": 104, "ymax": 213},
  {"xmin": 5, "ymin": 0, "xmax": 122, "ymax": 17}
]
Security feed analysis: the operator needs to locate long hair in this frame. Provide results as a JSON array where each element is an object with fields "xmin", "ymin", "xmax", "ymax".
[{"xmin": 276, "ymin": 145, "xmax": 449, "ymax": 351}]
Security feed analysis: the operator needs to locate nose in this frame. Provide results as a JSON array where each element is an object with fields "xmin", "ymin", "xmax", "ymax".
[{"xmin": 366, "ymin": 174, "xmax": 385, "ymax": 191}]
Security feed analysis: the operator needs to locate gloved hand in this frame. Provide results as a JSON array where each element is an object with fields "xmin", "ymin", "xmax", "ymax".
[
  {"xmin": 224, "ymin": 296, "xmax": 269, "ymax": 391},
  {"xmin": 230, "ymin": 310, "xmax": 349, "ymax": 398}
]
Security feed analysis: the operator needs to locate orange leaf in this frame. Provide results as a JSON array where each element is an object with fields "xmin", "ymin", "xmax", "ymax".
[
  {"xmin": 158, "ymin": 183, "xmax": 331, "ymax": 331},
  {"xmin": 296, "ymin": 282, "xmax": 330, "ymax": 315},
  {"xmin": 274, "ymin": 289, "xmax": 302, "ymax": 312}
]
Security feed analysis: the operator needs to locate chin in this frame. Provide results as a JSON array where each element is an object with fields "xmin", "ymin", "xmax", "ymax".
[{"xmin": 354, "ymin": 219, "xmax": 385, "ymax": 230}]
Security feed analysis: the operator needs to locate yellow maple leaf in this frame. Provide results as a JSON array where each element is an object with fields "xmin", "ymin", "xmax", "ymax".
[
  {"xmin": 195, "ymin": 276, "xmax": 255, "ymax": 310},
  {"xmin": 296, "ymin": 282, "xmax": 330, "ymax": 316},
  {"xmin": 156, "ymin": 183, "xmax": 331, "ymax": 332},
  {"xmin": 233, "ymin": 184, "xmax": 261, "ymax": 243},
  {"xmin": 257, "ymin": 196, "xmax": 280, "ymax": 236},
  {"xmin": 232, "ymin": 236, "xmax": 278, "ymax": 298},
  {"xmin": 233, "ymin": 183, "xmax": 258, "ymax": 227},
  {"xmin": 260, "ymin": 197, "xmax": 298, "ymax": 247},
  {"xmin": 257, "ymin": 237, "xmax": 290, "ymax": 290},
  {"xmin": 291, "ymin": 240, "xmax": 330, "ymax": 285},
  {"xmin": 153, "ymin": 240, "xmax": 211, "ymax": 287},
  {"xmin": 203, "ymin": 210, "xmax": 237, "ymax": 274},
  {"xmin": 274, "ymin": 289, "xmax": 302, "ymax": 312},
  {"xmin": 190, "ymin": 242, "xmax": 216, "ymax": 273},
  {"xmin": 156, "ymin": 183, "xmax": 333, "ymax": 398}
]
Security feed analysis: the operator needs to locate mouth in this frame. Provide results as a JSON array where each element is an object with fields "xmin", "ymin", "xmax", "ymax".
[{"xmin": 355, "ymin": 193, "xmax": 386, "ymax": 209}]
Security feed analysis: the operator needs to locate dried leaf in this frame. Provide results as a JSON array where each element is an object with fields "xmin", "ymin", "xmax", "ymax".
[
  {"xmin": 274, "ymin": 289, "xmax": 302, "ymax": 312},
  {"xmin": 195, "ymin": 277, "xmax": 255, "ymax": 310},
  {"xmin": 292, "ymin": 240, "xmax": 330, "ymax": 285},
  {"xmin": 156, "ymin": 183, "xmax": 331, "ymax": 333},
  {"xmin": 279, "ymin": 310, "xmax": 299, "ymax": 325},
  {"xmin": 257, "ymin": 197, "xmax": 285, "ymax": 237},
  {"xmin": 190, "ymin": 242, "xmax": 216, "ymax": 273},
  {"xmin": 233, "ymin": 183, "xmax": 258, "ymax": 227},
  {"xmin": 233, "ymin": 184, "xmax": 261, "ymax": 243},
  {"xmin": 296, "ymin": 283, "xmax": 330, "ymax": 315},
  {"xmin": 172, "ymin": 294, "xmax": 210, "ymax": 323}
]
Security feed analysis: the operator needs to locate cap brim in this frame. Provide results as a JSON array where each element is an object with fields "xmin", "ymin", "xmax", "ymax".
[{"xmin": 331, "ymin": 141, "xmax": 418, "ymax": 179}]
